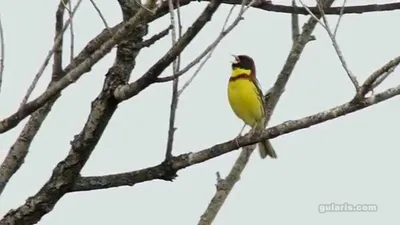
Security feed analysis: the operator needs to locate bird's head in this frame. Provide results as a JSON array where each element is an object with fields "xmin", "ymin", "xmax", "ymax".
[{"xmin": 231, "ymin": 54, "xmax": 256, "ymax": 76}]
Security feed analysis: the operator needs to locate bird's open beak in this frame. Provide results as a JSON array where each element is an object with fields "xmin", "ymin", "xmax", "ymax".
[{"xmin": 230, "ymin": 54, "xmax": 240, "ymax": 64}]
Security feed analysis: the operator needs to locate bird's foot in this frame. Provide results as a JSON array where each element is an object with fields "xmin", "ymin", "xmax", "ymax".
[{"xmin": 234, "ymin": 132, "xmax": 244, "ymax": 148}]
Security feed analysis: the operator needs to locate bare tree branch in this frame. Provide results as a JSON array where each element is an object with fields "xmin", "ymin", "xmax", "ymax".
[
  {"xmin": 71, "ymin": 80, "xmax": 400, "ymax": 192},
  {"xmin": 154, "ymin": 2, "xmax": 245, "ymax": 85},
  {"xmin": 89, "ymin": 0, "xmax": 111, "ymax": 32},
  {"xmin": 176, "ymin": 2, "xmax": 247, "ymax": 95},
  {"xmin": 333, "ymin": 0, "xmax": 347, "ymax": 37},
  {"xmin": 0, "ymin": 0, "xmax": 70, "ymax": 197},
  {"xmin": 290, "ymin": 1, "xmax": 316, "ymax": 46},
  {"xmin": 113, "ymin": 0, "xmax": 222, "ymax": 101},
  {"xmin": 360, "ymin": 55, "xmax": 400, "ymax": 96},
  {"xmin": 0, "ymin": 1, "xmax": 160, "ymax": 224},
  {"xmin": 299, "ymin": 0, "xmax": 359, "ymax": 94},
  {"xmin": 164, "ymin": 0, "xmax": 182, "ymax": 159},
  {"xmin": 318, "ymin": 1, "xmax": 359, "ymax": 92},
  {"xmin": 53, "ymin": 1, "xmax": 66, "ymax": 80},
  {"xmin": 0, "ymin": 0, "xmax": 224, "ymax": 223},
  {"xmin": 291, "ymin": 0, "xmax": 299, "ymax": 41},
  {"xmin": 136, "ymin": 25, "xmax": 171, "ymax": 49},
  {"xmin": 0, "ymin": 0, "xmax": 159, "ymax": 134},
  {"xmin": 67, "ymin": 0, "xmax": 75, "ymax": 62},
  {"xmin": 19, "ymin": 0, "xmax": 82, "ymax": 107}
]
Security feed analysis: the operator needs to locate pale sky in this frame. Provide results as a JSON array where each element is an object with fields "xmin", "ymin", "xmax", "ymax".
[{"xmin": 0, "ymin": 0, "xmax": 399, "ymax": 224}]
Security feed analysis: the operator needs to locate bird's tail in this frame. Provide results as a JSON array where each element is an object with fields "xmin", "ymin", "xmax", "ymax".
[{"xmin": 258, "ymin": 139, "xmax": 277, "ymax": 159}]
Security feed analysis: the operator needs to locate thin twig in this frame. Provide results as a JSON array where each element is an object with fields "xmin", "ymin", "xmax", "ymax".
[
  {"xmin": 291, "ymin": 0, "xmax": 299, "ymax": 41},
  {"xmin": 89, "ymin": 0, "xmax": 112, "ymax": 34},
  {"xmin": 19, "ymin": 0, "xmax": 83, "ymax": 107},
  {"xmin": 222, "ymin": 5, "xmax": 236, "ymax": 32},
  {"xmin": 333, "ymin": 0, "xmax": 347, "ymax": 37},
  {"xmin": 165, "ymin": 0, "xmax": 181, "ymax": 159},
  {"xmin": 299, "ymin": 0, "xmax": 359, "ymax": 93},
  {"xmin": 135, "ymin": 25, "xmax": 171, "ymax": 49},
  {"xmin": 371, "ymin": 68, "xmax": 396, "ymax": 91},
  {"xmin": 317, "ymin": 1, "xmax": 359, "ymax": 92},
  {"xmin": 68, "ymin": 0, "xmax": 75, "ymax": 62},
  {"xmin": 177, "ymin": 0, "xmax": 250, "ymax": 95},
  {"xmin": 155, "ymin": 5, "xmax": 236, "ymax": 84},
  {"xmin": 52, "ymin": 0, "xmax": 66, "ymax": 80},
  {"xmin": 360, "ymin": 55, "xmax": 400, "ymax": 96},
  {"xmin": 0, "ymin": 13, "xmax": 5, "ymax": 93}
]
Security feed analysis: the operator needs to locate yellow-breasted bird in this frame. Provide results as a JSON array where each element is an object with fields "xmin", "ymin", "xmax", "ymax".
[{"xmin": 227, "ymin": 54, "xmax": 277, "ymax": 159}]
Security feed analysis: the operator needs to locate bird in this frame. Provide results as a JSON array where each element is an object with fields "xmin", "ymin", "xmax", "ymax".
[{"xmin": 227, "ymin": 54, "xmax": 277, "ymax": 159}]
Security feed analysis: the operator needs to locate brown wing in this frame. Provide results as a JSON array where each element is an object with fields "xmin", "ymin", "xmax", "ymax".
[{"xmin": 250, "ymin": 75, "xmax": 266, "ymax": 117}]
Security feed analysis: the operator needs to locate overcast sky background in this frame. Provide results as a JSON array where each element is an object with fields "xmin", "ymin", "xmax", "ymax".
[{"xmin": 0, "ymin": 0, "xmax": 399, "ymax": 224}]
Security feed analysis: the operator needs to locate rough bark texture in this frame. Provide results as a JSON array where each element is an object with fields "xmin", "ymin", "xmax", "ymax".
[{"xmin": 0, "ymin": 2, "xmax": 148, "ymax": 224}]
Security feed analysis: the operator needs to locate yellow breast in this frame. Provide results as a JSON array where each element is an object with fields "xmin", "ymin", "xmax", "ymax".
[{"xmin": 227, "ymin": 78, "xmax": 264, "ymax": 127}]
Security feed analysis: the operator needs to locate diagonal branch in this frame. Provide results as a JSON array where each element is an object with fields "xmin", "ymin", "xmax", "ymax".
[
  {"xmin": 164, "ymin": 0, "xmax": 182, "ymax": 159},
  {"xmin": 176, "ymin": 1, "xmax": 248, "ymax": 95},
  {"xmin": 291, "ymin": 0, "xmax": 299, "ymax": 41},
  {"xmin": 0, "ymin": 0, "xmax": 158, "ymax": 134},
  {"xmin": 135, "ymin": 25, "xmax": 171, "ymax": 49},
  {"xmin": 0, "ymin": 0, "xmax": 70, "ymax": 197},
  {"xmin": 89, "ymin": 0, "xmax": 111, "ymax": 32},
  {"xmin": 154, "ymin": 4, "xmax": 239, "ymax": 84},
  {"xmin": 360, "ymin": 56, "xmax": 400, "ymax": 96},
  {"xmin": 113, "ymin": 0, "xmax": 223, "ymax": 101},
  {"xmin": 19, "ymin": 0, "xmax": 82, "ymax": 107},
  {"xmin": 299, "ymin": 0, "xmax": 360, "ymax": 93},
  {"xmin": 65, "ymin": 0, "xmax": 75, "ymax": 62},
  {"xmin": 0, "ymin": 1, "xmax": 158, "ymax": 224},
  {"xmin": 71, "ymin": 82, "xmax": 400, "ymax": 192}
]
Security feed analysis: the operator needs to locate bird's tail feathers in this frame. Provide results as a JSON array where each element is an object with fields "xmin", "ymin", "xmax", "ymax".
[{"xmin": 258, "ymin": 139, "xmax": 277, "ymax": 159}]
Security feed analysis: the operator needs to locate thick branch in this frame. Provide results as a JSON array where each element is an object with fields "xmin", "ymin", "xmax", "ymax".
[
  {"xmin": 0, "ymin": 0, "xmax": 156, "ymax": 134},
  {"xmin": 0, "ymin": 2, "xmax": 156, "ymax": 224},
  {"xmin": 113, "ymin": 0, "xmax": 222, "ymax": 101},
  {"xmin": 71, "ymin": 84, "xmax": 400, "ymax": 192},
  {"xmin": 0, "ymin": 0, "xmax": 68, "ymax": 197}
]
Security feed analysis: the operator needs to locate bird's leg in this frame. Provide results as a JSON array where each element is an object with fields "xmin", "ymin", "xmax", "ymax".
[
  {"xmin": 235, "ymin": 123, "xmax": 247, "ymax": 147},
  {"xmin": 237, "ymin": 123, "xmax": 246, "ymax": 137}
]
